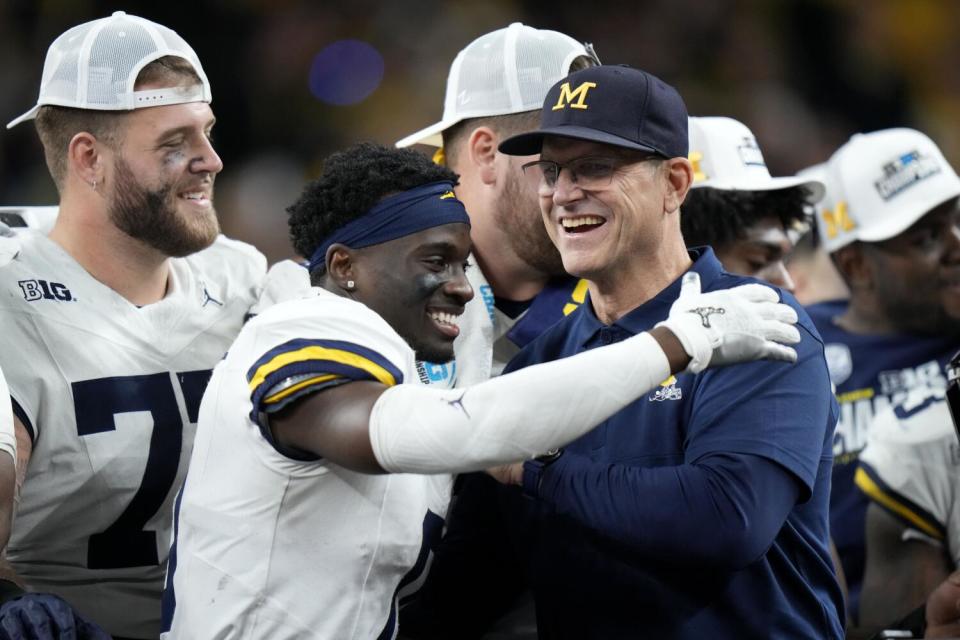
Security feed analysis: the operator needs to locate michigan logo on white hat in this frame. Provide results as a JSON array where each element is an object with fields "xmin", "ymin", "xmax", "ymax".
[{"xmin": 819, "ymin": 128, "xmax": 960, "ymax": 253}]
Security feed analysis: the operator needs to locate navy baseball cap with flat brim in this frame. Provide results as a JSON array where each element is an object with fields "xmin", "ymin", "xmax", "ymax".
[{"xmin": 499, "ymin": 64, "xmax": 689, "ymax": 159}]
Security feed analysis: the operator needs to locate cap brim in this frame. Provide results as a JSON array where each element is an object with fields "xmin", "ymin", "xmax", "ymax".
[
  {"xmin": 7, "ymin": 105, "xmax": 39, "ymax": 129},
  {"xmin": 693, "ymin": 176, "xmax": 826, "ymax": 204},
  {"xmin": 499, "ymin": 125, "xmax": 660, "ymax": 156},
  {"xmin": 858, "ymin": 190, "xmax": 960, "ymax": 243},
  {"xmin": 396, "ymin": 119, "xmax": 453, "ymax": 149}
]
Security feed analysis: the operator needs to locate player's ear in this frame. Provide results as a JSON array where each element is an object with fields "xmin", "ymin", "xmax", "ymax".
[
  {"xmin": 833, "ymin": 242, "xmax": 870, "ymax": 291},
  {"xmin": 67, "ymin": 131, "xmax": 104, "ymax": 191},
  {"xmin": 325, "ymin": 244, "xmax": 359, "ymax": 292},
  {"xmin": 467, "ymin": 126, "xmax": 498, "ymax": 186}
]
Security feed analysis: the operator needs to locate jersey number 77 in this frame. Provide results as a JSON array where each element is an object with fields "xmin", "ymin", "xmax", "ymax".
[{"xmin": 72, "ymin": 370, "xmax": 211, "ymax": 569}]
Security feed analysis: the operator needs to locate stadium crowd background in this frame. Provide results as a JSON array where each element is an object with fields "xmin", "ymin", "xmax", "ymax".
[{"xmin": 2, "ymin": 0, "xmax": 960, "ymax": 263}]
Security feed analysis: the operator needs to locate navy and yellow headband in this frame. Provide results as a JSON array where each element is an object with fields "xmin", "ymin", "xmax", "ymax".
[{"xmin": 308, "ymin": 181, "xmax": 470, "ymax": 273}]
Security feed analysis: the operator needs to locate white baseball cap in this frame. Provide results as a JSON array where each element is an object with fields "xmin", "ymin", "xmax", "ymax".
[
  {"xmin": 688, "ymin": 116, "xmax": 825, "ymax": 203},
  {"xmin": 796, "ymin": 162, "xmax": 836, "ymax": 223},
  {"xmin": 395, "ymin": 23, "xmax": 593, "ymax": 148},
  {"xmin": 819, "ymin": 128, "xmax": 960, "ymax": 253},
  {"xmin": 8, "ymin": 11, "xmax": 211, "ymax": 129}
]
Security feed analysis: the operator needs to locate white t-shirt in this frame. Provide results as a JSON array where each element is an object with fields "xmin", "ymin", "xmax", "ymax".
[
  {"xmin": 163, "ymin": 288, "xmax": 452, "ymax": 639},
  {"xmin": 0, "ymin": 229, "xmax": 265, "ymax": 638}
]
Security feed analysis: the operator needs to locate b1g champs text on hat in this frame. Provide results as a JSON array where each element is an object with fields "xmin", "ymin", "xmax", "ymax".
[
  {"xmin": 818, "ymin": 127, "xmax": 960, "ymax": 253},
  {"xmin": 395, "ymin": 22, "xmax": 594, "ymax": 148},
  {"xmin": 498, "ymin": 64, "xmax": 689, "ymax": 159},
  {"xmin": 8, "ymin": 11, "xmax": 211, "ymax": 129}
]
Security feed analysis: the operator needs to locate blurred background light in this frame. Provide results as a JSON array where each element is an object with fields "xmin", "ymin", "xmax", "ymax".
[{"xmin": 308, "ymin": 39, "xmax": 385, "ymax": 106}]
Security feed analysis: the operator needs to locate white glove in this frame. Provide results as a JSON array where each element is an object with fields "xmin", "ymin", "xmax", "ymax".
[{"xmin": 657, "ymin": 272, "xmax": 801, "ymax": 373}]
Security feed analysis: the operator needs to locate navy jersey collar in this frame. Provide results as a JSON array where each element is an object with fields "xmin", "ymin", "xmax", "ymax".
[{"xmin": 570, "ymin": 247, "xmax": 723, "ymax": 344}]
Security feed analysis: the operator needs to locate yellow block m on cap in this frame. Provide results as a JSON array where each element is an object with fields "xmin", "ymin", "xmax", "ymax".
[{"xmin": 552, "ymin": 81, "xmax": 596, "ymax": 111}]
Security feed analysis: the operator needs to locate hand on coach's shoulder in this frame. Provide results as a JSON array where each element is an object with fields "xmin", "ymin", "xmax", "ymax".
[
  {"xmin": 0, "ymin": 592, "xmax": 110, "ymax": 640},
  {"xmin": 657, "ymin": 272, "xmax": 800, "ymax": 374}
]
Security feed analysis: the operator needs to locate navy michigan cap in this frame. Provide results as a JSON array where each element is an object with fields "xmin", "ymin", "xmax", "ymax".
[{"xmin": 498, "ymin": 64, "xmax": 689, "ymax": 159}]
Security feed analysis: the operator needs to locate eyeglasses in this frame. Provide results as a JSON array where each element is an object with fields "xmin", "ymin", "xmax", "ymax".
[
  {"xmin": 947, "ymin": 351, "xmax": 960, "ymax": 444},
  {"xmin": 521, "ymin": 155, "xmax": 661, "ymax": 194}
]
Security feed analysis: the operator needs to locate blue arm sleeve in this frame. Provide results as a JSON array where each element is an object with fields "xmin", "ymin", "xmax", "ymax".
[{"xmin": 535, "ymin": 450, "xmax": 803, "ymax": 570}]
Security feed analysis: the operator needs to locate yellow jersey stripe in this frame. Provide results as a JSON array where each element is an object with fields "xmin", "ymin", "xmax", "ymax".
[
  {"xmin": 854, "ymin": 467, "xmax": 944, "ymax": 541},
  {"xmin": 249, "ymin": 345, "xmax": 397, "ymax": 393}
]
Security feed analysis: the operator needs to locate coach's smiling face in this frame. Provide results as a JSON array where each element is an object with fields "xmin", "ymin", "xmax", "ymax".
[{"xmin": 332, "ymin": 223, "xmax": 474, "ymax": 364}]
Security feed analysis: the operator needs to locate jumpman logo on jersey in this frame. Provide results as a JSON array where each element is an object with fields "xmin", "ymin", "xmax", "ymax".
[
  {"xmin": 688, "ymin": 306, "xmax": 725, "ymax": 328},
  {"xmin": 446, "ymin": 392, "xmax": 470, "ymax": 418},
  {"xmin": 202, "ymin": 287, "xmax": 223, "ymax": 308}
]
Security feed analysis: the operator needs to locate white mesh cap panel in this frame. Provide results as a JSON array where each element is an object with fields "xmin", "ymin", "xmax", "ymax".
[
  {"xmin": 7, "ymin": 11, "xmax": 211, "ymax": 128},
  {"xmin": 396, "ymin": 23, "xmax": 592, "ymax": 148},
  {"xmin": 43, "ymin": 23, "xmax": 92, "ymax": 108},
  {"xmin": 513, "ymin": 28, "xmax": 583, "ymax": 113},
  {"xmin": 85, "ymin": 17, "xmax": 161, "ymax": 108}
]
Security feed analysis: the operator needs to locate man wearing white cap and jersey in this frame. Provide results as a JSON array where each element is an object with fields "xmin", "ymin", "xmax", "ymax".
[
  {"xmin": 802, "ymin": 128, "xmax": 960, "ymax": 624},
  {"xmin": 397, "ymin": 23, "xmax": 598, "ymax": 385},
  {"xmin": 0, "ymin": 12, "xmax": 266, "ymax": 639}
]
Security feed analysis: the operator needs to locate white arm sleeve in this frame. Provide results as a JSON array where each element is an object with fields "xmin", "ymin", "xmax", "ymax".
[{"xmin": 368, "ymin": 331, "xmax": 670, "ymax": 474}]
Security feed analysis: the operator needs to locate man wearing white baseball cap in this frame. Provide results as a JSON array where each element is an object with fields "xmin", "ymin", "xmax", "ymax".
[
  {"xmin": 397, "ymin": 23, "xmax": 598, "ymax": 385},
  {"xmin": 396, "ymin": 25, "xmax": 596, "ymax": 638},
  {"xmin": 803, "ymin": 128, "xmax": 960, "ymax": 625},
  {"xmin": 681, "ymin": 116, "xmax": 825, "ymax": 290},
  {"xmin": 0, "ymin": 12, "xmax": 266, "ymax": 639}
]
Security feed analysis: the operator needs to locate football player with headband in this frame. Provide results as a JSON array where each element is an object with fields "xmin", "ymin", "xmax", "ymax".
[{"xmin": 162, "ymin": 142, "xmax": 802, "ymax": 639}]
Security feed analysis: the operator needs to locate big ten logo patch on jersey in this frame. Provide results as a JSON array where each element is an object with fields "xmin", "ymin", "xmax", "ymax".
[
  {"xmin": 552, "ymin": 81, "xmax": 597, "ymax": 111},
  {"xmin": 833, "ymin": 359, "xmax": 947, "ymax": 464},
  {"xmin": 417, "ymin": 360, "xmax": 458, "ymax": 389},
  {"xmin": 18, "ymin": 279, "xmax": 74, "ymax": 302},
  {"xmin": 648, "ymin": 375, "xmax": 682, "ymax": 402},
  {"xmin": 874, "ymin": 149, "xmax": 941, "ymax": 201}
]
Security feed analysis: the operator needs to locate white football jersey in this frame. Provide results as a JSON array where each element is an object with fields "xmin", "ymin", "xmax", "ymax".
[
  {"xmin": 163, "ymin": 288, "xmax": 453, "ymax": 640},
  {"xmin": 0, "ymin": 229, "xmax": 265, "ymax": 639},
  {"xmin": 857, "ymin": 386, "xmax": 960, "ymax": 564},
  {"xmin": 0, "ymin": 366, "xmax": 15, "ymax": 465}
]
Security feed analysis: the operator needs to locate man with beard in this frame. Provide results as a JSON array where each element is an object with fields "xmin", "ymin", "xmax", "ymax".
[
  {"xmin": 395, "ymin": 25, "xmax": 597, "ymax": 637},
  {"xmin": 802, "ymin": 128, "xmax": 960, "ymax": 625},
  {"xmin": 0, "ymin": 12, "xmax": 265, "ymax": 639},
  {"xmin": 397, "ymin": 23, "xmax": 598, "ymax": 382}
]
